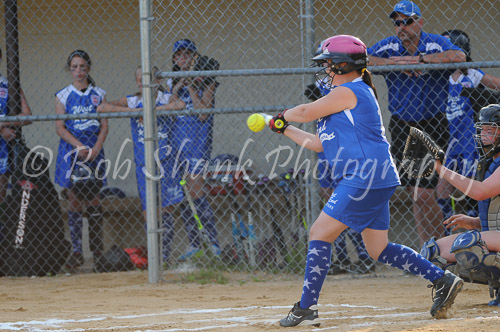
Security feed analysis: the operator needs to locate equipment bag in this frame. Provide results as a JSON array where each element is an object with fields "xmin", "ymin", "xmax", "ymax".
[
  {"xmin": 0, "ymin": 142, "xmax": 71, "ymax": 276},
  {"xmin": 94, "ymin": 245, "xmax": 134, "ymax": 273}
]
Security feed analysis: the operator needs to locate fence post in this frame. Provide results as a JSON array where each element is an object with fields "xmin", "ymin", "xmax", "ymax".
[{"xmin": 139, "ymin": 0, "xmax": 161, "ymax": 284}]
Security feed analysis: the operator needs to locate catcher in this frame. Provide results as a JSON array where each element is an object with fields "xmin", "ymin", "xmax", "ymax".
[{"xmin": 405, "ymin": 104, "xmax": 500, "ymax": 306}]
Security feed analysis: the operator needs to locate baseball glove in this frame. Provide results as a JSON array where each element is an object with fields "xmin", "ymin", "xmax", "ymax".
[{"xmin": 402, "ymin": 127, "xmax": 445, "ymax": 179}]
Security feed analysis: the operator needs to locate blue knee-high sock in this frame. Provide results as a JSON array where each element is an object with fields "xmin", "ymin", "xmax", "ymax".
[
  {"xmin": 377, "ymin": 242, "xmax": 444, "ymax": 282},
  {"xmin": 68, "ymin": 211, "xmax": 83, "ymax": 254},
  {"xmin": 181, "ymin": 202, "xmax": 201, "ymax": 248},
  {"xmin": 333, "ymin": 231, "xmax": 348, "ymax": 263},
  {"xmin": 300, "ymin": 240, "xmax": 332, "ymax": 309},
  {"xmin": 162, "ymin": 212, "xmax": 175, "ymax": 262},
  {"xmin": 193, "ymin": 196, "xmax": 219, "ymax": 247},
  {"xmin": 348, "ymin": 229, "xmax": 369, "ymax": 260}
]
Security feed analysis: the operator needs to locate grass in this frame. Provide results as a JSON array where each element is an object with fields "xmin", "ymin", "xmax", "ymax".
[{"xmin": 180, "ymin": 268, "xmax": 229, "ymax": 285}]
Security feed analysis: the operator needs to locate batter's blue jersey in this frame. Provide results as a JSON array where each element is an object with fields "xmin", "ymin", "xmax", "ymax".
[
  {"xmin": 478, "ymin": 156, "xmax": 500, "ymax": 231},
  {"xmin": 54, "ymin": 84, "xmax": 107, "ymax": 188},
  {"xmin": 317, "ymin": 78, "xmax": 400, "ymax": 189},
  {"xmin": 445, "ymin": 69, "xmax": 484, "ymax": 161},
  {"xmin": 127, "ymin": 91, "xmax": 175, "ymax": 166},
  {"xmin": 367, "ymin": 32, "xmax": 462, "ymax": 122},
  {"xmin": 0, "ymin": 75, "xmax": 10, "ymax": 173}
]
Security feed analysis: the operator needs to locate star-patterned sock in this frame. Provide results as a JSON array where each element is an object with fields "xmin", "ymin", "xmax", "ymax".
[
  {"xmin": 299, "ymin": 240, "xmax": 332, "ymax": 309},
  {"xmin": 377, "ymin": 242, "xmax": 444, "ymax": 282}
]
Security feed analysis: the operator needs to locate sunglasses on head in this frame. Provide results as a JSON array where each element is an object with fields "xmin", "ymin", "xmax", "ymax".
[{"xmin": 393, "ymin": 17, "xmax": 418, "ymax": 27}]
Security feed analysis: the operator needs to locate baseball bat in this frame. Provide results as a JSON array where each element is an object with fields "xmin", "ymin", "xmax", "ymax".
[{"xmin": 180, "ymin": 179, "xmax": 217, "ymax": 256}]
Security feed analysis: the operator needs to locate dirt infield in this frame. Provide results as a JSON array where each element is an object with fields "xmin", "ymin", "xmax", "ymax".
[{"xmin": 1, "ymin": 268, "xmax": 499, "ymax": 332}]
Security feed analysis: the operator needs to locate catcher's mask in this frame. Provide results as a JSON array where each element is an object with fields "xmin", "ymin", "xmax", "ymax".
[
  {"xmin": 442, "ymin": 29, "xmax": 471, "ymax": 61},
  {"xmin": 70, "ymin": 163, "xmax": 105, "ymax": 201},
  {"xmin": 474, "ymin": 104, "xmax": 500, "ymax": 160},
  {"xmin": 312, "ymin": 35, "xmax": 367, "ymax": 89}
]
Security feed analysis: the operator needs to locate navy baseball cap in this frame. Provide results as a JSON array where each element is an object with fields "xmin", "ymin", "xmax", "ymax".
[
  {"xmin": 389, "ymin": 1, "xmax": 421, "ymax": 19},
  {"xmin": 173, "ymin": 39, "xmax": 197, "ymax": 54}
]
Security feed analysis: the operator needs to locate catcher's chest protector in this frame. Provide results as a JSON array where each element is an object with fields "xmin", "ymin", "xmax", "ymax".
[
  {"xmin": 0, "ymin": 149, "xmax": 71, "ymax": 276},
  {"xmin": 477, "ymin": 159, "xmax": 500, "ymax": 231}
]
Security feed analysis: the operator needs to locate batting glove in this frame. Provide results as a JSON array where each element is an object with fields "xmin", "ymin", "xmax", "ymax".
[{"xmin": 269, "ymin": 111, "xmax": 289, "ymax": 134}]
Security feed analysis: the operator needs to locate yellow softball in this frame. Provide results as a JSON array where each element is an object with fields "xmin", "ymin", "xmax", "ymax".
[{"xmin": 247, "ymin": 113, "xmax": 266, "ymax": 132}]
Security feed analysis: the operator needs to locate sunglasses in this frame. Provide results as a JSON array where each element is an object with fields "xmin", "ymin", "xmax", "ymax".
[{"xmin": 393, "ymin": 17, "xmax": 418, "ymax": 27}]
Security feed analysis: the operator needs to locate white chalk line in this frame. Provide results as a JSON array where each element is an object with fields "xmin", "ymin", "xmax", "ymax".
[{"xmin": 2, "ymin": 303, "xmax": 500, "ymax": 331}]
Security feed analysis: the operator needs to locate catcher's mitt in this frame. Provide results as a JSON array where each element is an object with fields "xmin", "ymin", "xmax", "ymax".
[{"xmin": 402, "ymin": 127, "xmax": 445, "ymax": 179}]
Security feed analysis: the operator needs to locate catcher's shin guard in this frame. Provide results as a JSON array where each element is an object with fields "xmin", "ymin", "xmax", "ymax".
[
  {"xmin": 450, "ymin": 230, "xmax": 500, "ymax": 270},
  {"xmin": 420, "ymin": 237, "xmax": 448, "ymax": 269},
  {"xmin": 87, "ymin": 205, "xmax": 104, "ymax": 255},
  {"xmin": 450, "ymin": 230, "xmax": 500, "ymax": 303}
]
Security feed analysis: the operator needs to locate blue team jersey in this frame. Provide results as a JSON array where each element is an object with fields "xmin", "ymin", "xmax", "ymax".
[
  {"xmin": 445, "ymin": 69, "xmax": 484, "ymax": 160},
  {"xmin": 0, "ymin": 75, "xmax": 10, "ymax": 173},
  {"xmin": 367, "ymin": 32, "xmax": 462, "ymax": 121},
  {"xmin": 173, "ymin": 85, "xmax": 213, "ymax": 149},
  {"xmin": 165, "ymin": 79, "xmax": 214, "ymax": 172},
  {"xmin": 317, "ymin": 78, "xmax": 400, "ymax": 189},
  {"xmin": 54, "ymin": 84, "xmax": 107, "ymax": 188},
  {"xmin": 478, "ymin": 156, "xmax": 500, "ymax": 231},
  {"xmin": 127, "ymin": 91, "xmax": 175, "ymax": 166}
]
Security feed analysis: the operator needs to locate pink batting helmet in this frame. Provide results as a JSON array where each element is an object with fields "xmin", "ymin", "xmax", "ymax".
[{"xmin": 312, "ymin": 34, "xmax": 367, "ymax": 74}]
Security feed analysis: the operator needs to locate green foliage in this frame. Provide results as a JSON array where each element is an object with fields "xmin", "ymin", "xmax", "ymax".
[
  {"xmin": 284, "ymin": 243, "xmax": 307, "ymax": 274},
  {"xmin": 180, "ymin": 268, "xmax": 229, "ymax": 285}
]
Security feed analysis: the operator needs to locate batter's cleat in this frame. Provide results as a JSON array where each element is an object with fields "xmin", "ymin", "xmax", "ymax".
[
  {"xmin": 177, "ymin": 246, "xmax": 202, "ymax": 261},
  {"xmin": 429, "ymin": 270, "xmax": 463, "ymax": 318},
  {"xmin": 279, "ymin": 301, "xmax": 319, "ymax": 327}
]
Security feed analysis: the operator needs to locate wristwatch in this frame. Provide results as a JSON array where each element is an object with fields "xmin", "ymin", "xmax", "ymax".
[{"xmin": 419, "ymin": 53, "xmax": 426, "ymax": 63}]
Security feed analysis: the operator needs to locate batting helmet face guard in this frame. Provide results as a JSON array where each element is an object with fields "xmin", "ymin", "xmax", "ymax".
[
  {"xmin": 474, "ymin": 104, "xmax": 500, "ymax": 160},
  {"xmin": 312, "ymin": 35, "xmax": 368, "ymax": 88},
  {"xmin": 311, "ymin": 39, "xmax": 331, "ymax": 91},
  {"xmin": 442, "ymin": 30, "xmax": 471, "ymax": 61}
]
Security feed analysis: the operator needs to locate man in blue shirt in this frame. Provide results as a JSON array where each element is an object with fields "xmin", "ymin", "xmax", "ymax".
[{"xmin": 367, "ymin": 1, "xmax": 466, "ymax": 245}]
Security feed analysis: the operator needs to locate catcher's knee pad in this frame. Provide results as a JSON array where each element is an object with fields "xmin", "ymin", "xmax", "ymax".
[
  {"xmin": 420, "ymin": 237, "xmax": 447, "ymax": 268},
  {"xmin": 451, "ymin": 230, "xmax": 500, "ymax": 272}
]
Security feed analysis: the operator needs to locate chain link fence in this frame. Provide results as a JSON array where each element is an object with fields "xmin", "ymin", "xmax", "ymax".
[{"xmin": 0, "ymin": 0, "xmax": 499, "ymax": 281}]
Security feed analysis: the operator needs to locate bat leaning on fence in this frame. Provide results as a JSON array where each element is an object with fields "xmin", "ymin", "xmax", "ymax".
[{"xmin": 179, "ymin": 179, "xmax": 218, "ymax": 256}]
